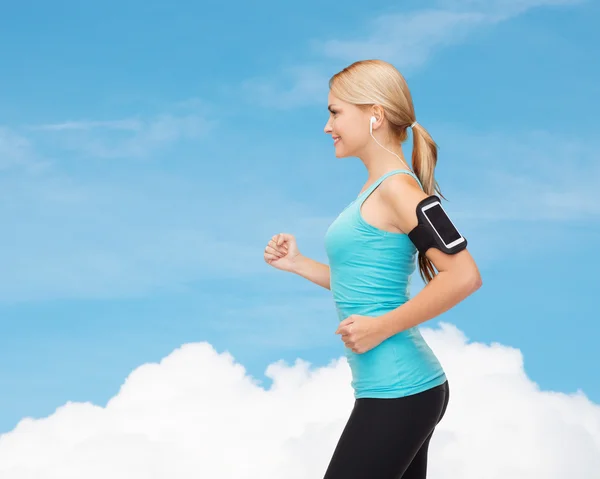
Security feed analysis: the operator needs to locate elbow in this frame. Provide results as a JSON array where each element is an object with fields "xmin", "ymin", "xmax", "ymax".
[
  {"xmin": 465, "ymin": 269, "xmax": 482, "ymax": 294},
  {"xmin": 451, "ymin": 265, "xmax": 481, "ymax": 295}
]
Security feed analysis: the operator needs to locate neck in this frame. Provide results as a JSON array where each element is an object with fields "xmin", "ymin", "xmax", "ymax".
[{"xmin": 358, "ymin": 141, "xmax": 410, "ymax": 179}]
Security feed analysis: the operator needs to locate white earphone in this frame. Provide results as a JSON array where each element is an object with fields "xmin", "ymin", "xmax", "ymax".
[{"xmin": 369, "ymin": 115, "xmax": 410, "ymax": 169}]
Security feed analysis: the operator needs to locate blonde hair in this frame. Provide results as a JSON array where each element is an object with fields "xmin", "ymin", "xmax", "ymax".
[{"xmin": 329, "ymin": 59, "xmax": 441, "ymax": 283}]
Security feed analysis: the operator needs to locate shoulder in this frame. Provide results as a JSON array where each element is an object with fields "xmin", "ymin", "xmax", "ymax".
[{"xmin": 379, "ymin": 172, "xmax": 428, "ymax": 234}]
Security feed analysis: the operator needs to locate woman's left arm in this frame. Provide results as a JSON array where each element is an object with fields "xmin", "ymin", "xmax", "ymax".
[{"xmin": 376, "ymin": 176, "xmax": 482, "ymax": 339}]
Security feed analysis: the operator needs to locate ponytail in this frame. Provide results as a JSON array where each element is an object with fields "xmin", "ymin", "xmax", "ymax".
[{"xmin": 411, "ymin": 123, "xmax": 442, "ymax": 284}]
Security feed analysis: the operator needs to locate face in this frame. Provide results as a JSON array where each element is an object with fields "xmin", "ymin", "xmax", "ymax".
[{"xmin": 324, "ymin": 91, "xmax": 371, "ymax": 158}]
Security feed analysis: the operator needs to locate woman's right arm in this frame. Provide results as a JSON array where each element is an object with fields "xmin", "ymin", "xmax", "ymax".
[
  {"xmin": 264, "ymin": 233, "xmax": 331, "ymax": 290},
  {"xmin": 291, "ymin": 255, "xmax": 331, "ymax": 290}
]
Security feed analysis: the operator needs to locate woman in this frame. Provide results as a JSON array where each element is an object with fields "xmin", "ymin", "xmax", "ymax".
[{"xmin": 263, "ymin": 59, "xmax": 482, "ymax": 479}]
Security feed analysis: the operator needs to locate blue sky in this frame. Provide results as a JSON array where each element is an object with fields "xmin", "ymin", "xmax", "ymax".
[{"xmin": 0, "ymin": 0, "xmax": 598, "ymax": 443}]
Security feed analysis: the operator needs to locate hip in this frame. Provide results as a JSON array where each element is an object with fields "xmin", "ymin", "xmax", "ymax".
[{"xmin": 345, "ymin": 331, "xmax": 446, "ymax": 398}]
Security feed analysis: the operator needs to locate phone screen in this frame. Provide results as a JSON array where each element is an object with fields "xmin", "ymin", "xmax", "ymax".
[{"xmin": 423, "ymin": 204, "xmax": 462, "ymax": 245}]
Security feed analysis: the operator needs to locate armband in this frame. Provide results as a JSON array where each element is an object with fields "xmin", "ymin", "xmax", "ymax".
[{"xmin": 408, "ymin": 195, "xmax": 467, "ymax": 255}]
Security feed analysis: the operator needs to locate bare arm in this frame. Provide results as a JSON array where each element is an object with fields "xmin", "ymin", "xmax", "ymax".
[
  {"xmin": 377, "ymin": 175, "xmax": 482, "ymax": 338},
  {"xmin": 291, "ymin": 255, "xmax": 331, "ymax": 290},
  {"xmin": 265, "ymin": 233, "xmax": 331, "ymax": 290}
]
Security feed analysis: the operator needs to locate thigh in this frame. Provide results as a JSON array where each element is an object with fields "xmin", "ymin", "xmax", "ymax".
[
  {"xmin": 322, "ymin": 399, "xmax": 420, "ymax": 479},
  {"xmin": 401, "ymin": 382, "xmax": 450, "ymax": 479},
  {"xmin": 323, "ymin": 382, "xmax": 449, "ymax": 479},
  {"xmin": 399, "ymin": 432, "xmax": 432, "ymax": 479}
]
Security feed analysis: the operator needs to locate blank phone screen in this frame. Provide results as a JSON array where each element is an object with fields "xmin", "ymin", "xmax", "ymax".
[{"xmin": 423, "ymin": 204, "xmax": 461, "ymax": 244}]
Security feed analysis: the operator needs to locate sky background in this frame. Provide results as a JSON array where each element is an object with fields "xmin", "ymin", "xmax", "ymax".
[{"xmin": 0, "ymin": 0, "xmax": 599, "ymax": 477}]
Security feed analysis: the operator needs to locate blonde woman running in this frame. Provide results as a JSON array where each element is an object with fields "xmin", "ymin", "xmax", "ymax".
[{"xmin": 264, "ymin": 59, "xmax": 482, "ymax": 479}]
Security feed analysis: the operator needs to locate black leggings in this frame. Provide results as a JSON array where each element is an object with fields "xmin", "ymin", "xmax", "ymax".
[{"xmin": 323, "ymin": 381, "xmax": 450, "ymax": 479}]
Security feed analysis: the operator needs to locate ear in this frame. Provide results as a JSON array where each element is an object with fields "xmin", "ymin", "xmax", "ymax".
[{"xmin": 370, "ymin": 105, "xmax": 385, "ymax": 126}]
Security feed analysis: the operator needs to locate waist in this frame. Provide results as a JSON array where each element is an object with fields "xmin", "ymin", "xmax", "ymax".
[
  {"xmin": 330, "ymin": 275, "xmax": 411, "ymax": 316},
  {"xmin": 334, "ymin": 298, "xmax": 407, "ymax": 320}
]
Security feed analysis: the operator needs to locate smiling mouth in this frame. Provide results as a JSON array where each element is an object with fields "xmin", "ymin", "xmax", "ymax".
[{"xmin": 333, "ymin": 136, "xmax": 341, "ymax": 145}]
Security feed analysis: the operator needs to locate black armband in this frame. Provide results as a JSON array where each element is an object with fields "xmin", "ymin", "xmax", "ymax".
[{"xmin": 408, "ymin": 195, "xmax": 467, "ymax": 255}]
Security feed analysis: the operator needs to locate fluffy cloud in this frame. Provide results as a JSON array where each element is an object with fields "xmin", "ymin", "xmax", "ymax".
[{"xmin": 1, "ymin": 323, "xmax": 598, "ymax": 478}]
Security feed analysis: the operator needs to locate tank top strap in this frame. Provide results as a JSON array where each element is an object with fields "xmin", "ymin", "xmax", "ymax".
[
  {"xmin": 357, "ymin": 168, "xmax": 423, "ymax": 202},
  {"xmin": 390, "ymin": 168, "xmax": 423, "ymax": 190}
]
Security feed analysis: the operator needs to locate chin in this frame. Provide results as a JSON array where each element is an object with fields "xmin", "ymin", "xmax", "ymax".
[{"xmin": 334, "ymin": 147, "xmax": 351, "ymax": 159}]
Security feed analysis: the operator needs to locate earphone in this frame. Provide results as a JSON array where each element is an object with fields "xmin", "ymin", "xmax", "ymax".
[{"xmin": 369, "ymin": 115, "xmax": 410, "ymax": 170}]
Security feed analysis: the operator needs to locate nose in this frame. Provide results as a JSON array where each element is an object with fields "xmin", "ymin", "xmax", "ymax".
[{"xmin": 324, "ymin": 119, "xmax": 332, "ymax": 134}]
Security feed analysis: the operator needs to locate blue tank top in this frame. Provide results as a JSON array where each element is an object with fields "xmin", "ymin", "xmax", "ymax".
[{"xmin": 324, "ymin": 169, "xmax": 447, "ymax": 399}]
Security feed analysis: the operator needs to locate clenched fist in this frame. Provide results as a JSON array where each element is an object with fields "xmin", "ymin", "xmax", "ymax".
[
  {"xmin": 264, "ymin": 233, "xmax": 302, "ymax": 272},
  {"xmin": 335, "ymin": 314, "xmax": 389, "ymax": 354}
]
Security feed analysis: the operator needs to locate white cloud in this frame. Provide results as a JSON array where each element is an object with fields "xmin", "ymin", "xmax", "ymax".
[
  {"xmin": 436, "ymin": 0, "xmax": 585, "ymax": 18},
  {"xmin": 0, "ymin": 100, "xmax": 341, "ymax": 303},
  {"xmin": 0, "ymin": 174, "xmax": 245, "ymax": 301},
  {"xmin": 408, "ymin": 127, "xmax": 600, "ymax": 266},
  {"xmin": 242, "ymin": 0, "xmax": 583, "ymax": 108},
  {"xmin": 317, "ymin": 10, "xmax": 487, "ymax": 69},
  {"xmin": 0, "ymin": 323, "xmax": 598, "ymax": 478},
  {"xmin": 432, "ymin": 128, "xmax": 600, "ymax": 221},
  {"xmin": 29, "ymin": 113, "xmax": 215, "ymax": 159},
  {"xmin": 2, "ymin": 115, "xmax": 595, "ymax": 303},
  {"xmin": 240, "ymin": 64, "xmax": 331, "ymax": 110},
  {"xmin": 0, "ymin": 166, "xmax": 329, "ymax": 302},
  {"xmin": 0, "ymin": 127, "xmax": 50, "ymax": 173},
  {"xmin": 32, "ymin": 119, "xmax": 143, "ymax": 132}
]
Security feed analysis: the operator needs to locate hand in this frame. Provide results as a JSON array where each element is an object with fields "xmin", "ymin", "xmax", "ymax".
[
  {"xmin": 264, "ymin": 233, "xmax": 302, "ymax": 272},
  {"xmin": 335, "ymin": 315, "xmax": 388, "ymax": 354}
]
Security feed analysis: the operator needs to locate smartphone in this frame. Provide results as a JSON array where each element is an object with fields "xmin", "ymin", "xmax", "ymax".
[{"xmin": 421, "ymin": 201, "xmax": 466, "ymax": 249}]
